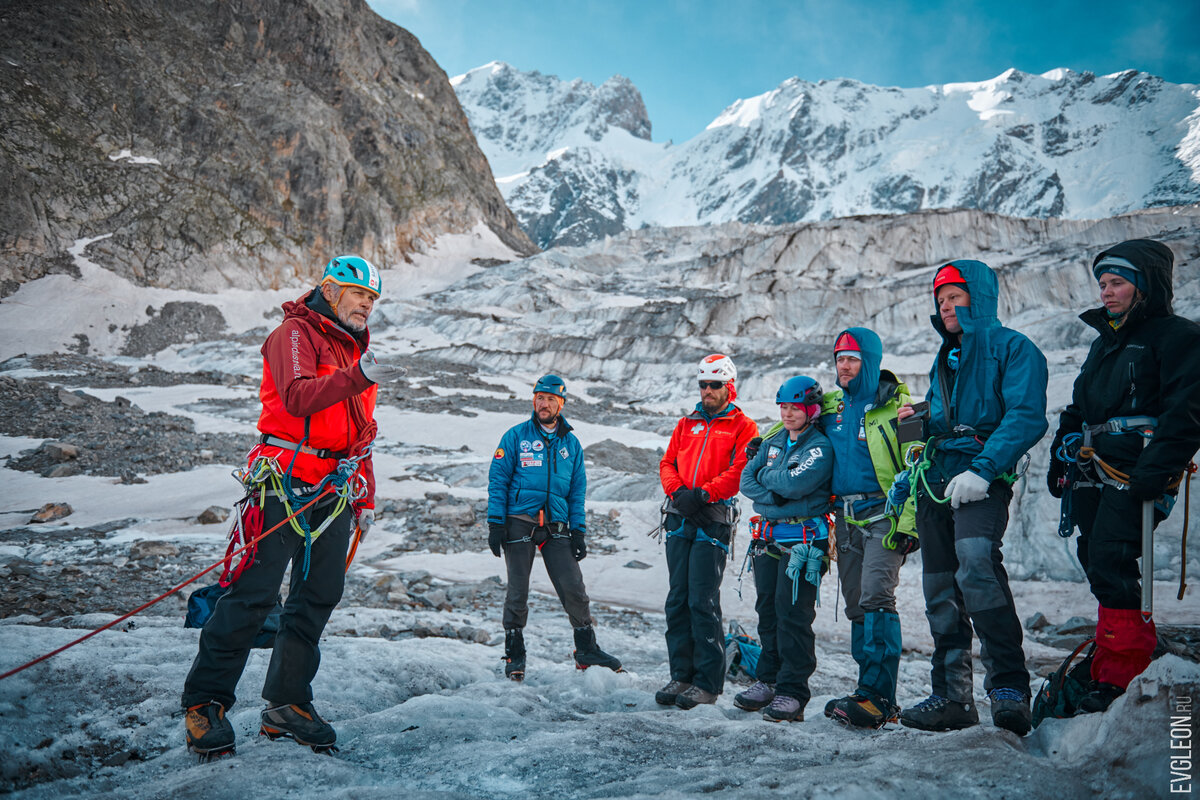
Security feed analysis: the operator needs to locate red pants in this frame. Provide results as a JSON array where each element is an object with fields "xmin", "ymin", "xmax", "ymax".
[{"xmin": 1092, "ymin": 605, "xmax": 1157, "ymax": 688}]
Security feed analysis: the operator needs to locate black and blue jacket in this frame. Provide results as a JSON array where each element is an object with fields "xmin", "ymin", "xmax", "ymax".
[{"xmin": 488, "ymin": 413, "xmax": 587, "ymax": 531}]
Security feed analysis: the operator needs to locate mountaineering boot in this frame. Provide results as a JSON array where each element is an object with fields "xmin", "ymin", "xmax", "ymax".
[
  {"xmin": 260, "ymin": 702, "xmax": 337, "ymax": 750},
  {"xmin": 185, "ymin": 701, "xmax": 235, "ymax": 757},
  {"xmin": 829, "ymin": 693, "xmax": 899, "ymax": 729},
  {"xmin": 503, "ymin": 628, "xmax": 526, "ymax": 682},
  {"xmin": 655, "ymin": 680, "xmax": 691, "ymax": 706},
  {"xmin": 899, "ymin": 695, "xmax": 979, "ymax": 731},
  {"xmin": 734, "ymin": 681, "xmax": 776, "ymax": 712},
  {"xmin": 1078, "ymin": 681, "xmax": 1125, "ymax": 714},
  {"xmin": 763, "ymin": 694, "xmax": 803, "ymax": 723},
  {"xmin": 572, "ymin": 626, "xmax": 623, "ymax": 672},
  {"xmin": 988, "ymin": 688, "xmax": 1032, "ymax": 736},
  {"xmin": 676, "ymin": 684, "xmax": 718, "ymax": 710}
]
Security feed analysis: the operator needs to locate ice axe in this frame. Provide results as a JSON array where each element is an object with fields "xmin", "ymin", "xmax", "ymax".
[{"xmin": 1141, "ymin": 499, "xmax": 1154, "ymax": 622}]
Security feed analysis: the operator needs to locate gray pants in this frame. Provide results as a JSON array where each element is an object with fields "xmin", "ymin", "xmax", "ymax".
[
  {"xmin": 836, "ymin": 518, "xmax": 904, "ymax": 620},
  {"xmin": 502, "ymin": 517, "xmax": 593, "ymax": 630}
]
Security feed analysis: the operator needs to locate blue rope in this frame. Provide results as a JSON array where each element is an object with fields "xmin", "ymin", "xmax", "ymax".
[{"xmin": 279, "ymin": 434, "xmax": 364, "ymax": 579}]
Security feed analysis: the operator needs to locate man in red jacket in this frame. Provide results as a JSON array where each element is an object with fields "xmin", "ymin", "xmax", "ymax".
[
  {"xmin": 656, "ymin": 354, "xmax": 759, "ymax": 709},
  {"xmin": 181, "ymin": 255, "xmax": 406, "ymax": 757}
]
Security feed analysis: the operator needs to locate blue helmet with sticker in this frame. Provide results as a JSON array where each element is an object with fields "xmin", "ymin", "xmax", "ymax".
[
  {"xmin": 776, "ymin": 376, "xmax": 822, "ymax": 406},
  {"xmin": 321, "ymin": 255, "xmax": 381, "ymax": 298},
  {"xmin": 533, "ymin": 374, "xmax": 567, "ymax": 399}
]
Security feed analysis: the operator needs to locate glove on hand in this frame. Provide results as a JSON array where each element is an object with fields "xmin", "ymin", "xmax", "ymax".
[
  {"xmin": 882, "ymin": 529, "xmax": 919, "ymax": 555},
  {"xmin": 569, "ymin": 529, "xmax": 587, "ymax": 561},
  {"xmin": 359, "ymin": 350, "xmax": 408, "ymax": 384},
  {"xmin": 745, "ymin": 436, "xmax": 763, "ymax": 460},
  {"xmin": 356, "ymin": 508, "xmax": 375, "ymax": 541},
  {"xmin": 1128, "ymin": 474, "xmax": 1162, "ymax": 502},
  {"xmin": 488, "ymin": 522, "xmax": 506, "ymax": 557},
  {"xmin": 945, "ymin": 471, "xmax": 990, "ymax": 509},
  {"xmin": 671, "ymin": 487, "xmax": 708, "ymax": 519},
  {"xmin": 885, "ymin": 470, "xmax": 911, "ymax": 517},
  {"xmin": 1046, "ymin": 435, "xmax": 1066, "ymax": 499}
]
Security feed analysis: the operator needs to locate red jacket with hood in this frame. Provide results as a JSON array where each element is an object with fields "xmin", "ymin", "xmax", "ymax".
[
  {"xmin": 248, "ymin": 289, "xmax": 378, "ymax": 509},
  {"xmin": 659, "ymin": 403, "xmax": 758, "ymax": 501}
]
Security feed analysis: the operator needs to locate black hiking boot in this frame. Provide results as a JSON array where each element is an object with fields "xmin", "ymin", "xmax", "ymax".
[
  {"xmin": 572, "ymin": 626, "xmax": 623, "ymax": 672},
  {"xmin": 829, "ymin": 693, "xmax": 899, "ymax": 729},
  {"xmin": 987, "ymin": 688, "xmax": 1032, "ymax": 736},
  {"xmin": 185, "ymin": 701, "xmax": 235, "ymax": 758},
  {"xmin": 503, "ymin": 628, "xmax": 526, "ymax": 681},
  {"xmin": 656, "ymin": 680, "xmax": 690, "ymax": 705},
  {"xmin": 1078, "ymin": 681, "xmax": 1125, "ymax": 714},
  {"xmin": 899, "ymin": 694, "xmax": 979, "ymax": 731},
  {"xmin": 259, "ymin": 702, "xmax": 337, "ymax": 751}
]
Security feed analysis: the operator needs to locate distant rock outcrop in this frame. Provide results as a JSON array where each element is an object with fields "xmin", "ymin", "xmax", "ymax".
[{"xmin": 0, "ymin": 0, "xmax": 535, "ymax": 291}]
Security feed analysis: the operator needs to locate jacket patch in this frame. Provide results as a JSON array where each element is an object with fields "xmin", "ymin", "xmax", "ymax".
[
  {"xmin": 520, "ymin": 440, "xmax": 532, "ymax": 452},
  {"xmin": 690, "ymin": 422, "xmax": 705, "ymax": 435},
  {"xmin": 519, "ymin": 455, "xmax": 542, "ymax": 468},
  {"xmin": 532, "ymin": 439, "xmax": 544, "ymax": 452},
  {"xmin": 494, "ymin": 448, "xmax": 505, "ymax": 459},
  {"xmin": 559, "ymin": 447, "xmax": 569, "ymax": 459},
  {"xmin": 788, "ymin": 447, "xmax": 824, "ymax": 476}
]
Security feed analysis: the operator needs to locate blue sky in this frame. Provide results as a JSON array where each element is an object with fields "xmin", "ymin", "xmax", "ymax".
[{"xmin": 368, "ymin": 0, "xmax": 1200, "ymax": 144}]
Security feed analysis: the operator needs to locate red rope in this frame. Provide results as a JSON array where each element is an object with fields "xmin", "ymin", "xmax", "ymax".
[{"xmin": 0, "ymin": 486, "xmax": 333, "ymax": 682}]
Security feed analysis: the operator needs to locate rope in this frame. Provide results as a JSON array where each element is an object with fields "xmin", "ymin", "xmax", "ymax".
[
  {"xmin": 1180, "ymin": 464, "xmax": 1196, "ymax": 601},
  {"xmin": 0, "ymin": 487, "xmax": 333, "ymax": 683}
]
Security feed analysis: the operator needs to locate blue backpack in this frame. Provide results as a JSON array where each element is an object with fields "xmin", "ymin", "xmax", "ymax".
[
  {"xmin": 724, "ymin": 620, "xmax": 762, "ymax": 680},
  {"xmin": 184, "ymin": 583, "xmax": 283, "ymax": 649}
]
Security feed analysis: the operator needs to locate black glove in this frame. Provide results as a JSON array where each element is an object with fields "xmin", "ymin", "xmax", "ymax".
[
  {"xmin": 671, "ymin": 487, "xmax": 708, "ymax": 519},
  {"xmin": 1128, "ymin": 473, "xmax": 1162, "ymax": 502},
  {"xmin": 569, "ymin": 529, "xmax": 586, "ymax": 561},
  {"xmin": 745, "ymin": 436, "xmax": 763, "ymax": 460},
  {"xmin": 488, "ymin": 522, "xmax": 506, "ymax": 557},
  {"xmin": 1046, "ymin": 435, "xmax": 1066, "ymax": 499},
  {"xmin": 883, "ymin": 530, "xmax": 920, "ymax": 555}
]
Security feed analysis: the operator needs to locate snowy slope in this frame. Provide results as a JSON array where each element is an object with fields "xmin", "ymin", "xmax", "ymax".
[
  {"xmin": 1, "ymin": 215, "xmax": 1198, "ymax": 797},
  {"xmin": 455, "ymin": 64, "xmax": 1200, "ymax": 248}
]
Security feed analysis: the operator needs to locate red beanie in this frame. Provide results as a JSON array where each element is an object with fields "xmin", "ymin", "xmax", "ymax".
[{"xmin": 933, "ymin": 264, "xmax": 967, "ymax": 295}]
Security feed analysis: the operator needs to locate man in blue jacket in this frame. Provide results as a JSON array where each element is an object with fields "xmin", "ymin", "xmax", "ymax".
[
  {"xmin": 487, "ymin": 374, "xmax": 621, "ymax": 681},
  {"xmin": 898, "ymin": 261, "xmax": 1048, "ymax": 737}
]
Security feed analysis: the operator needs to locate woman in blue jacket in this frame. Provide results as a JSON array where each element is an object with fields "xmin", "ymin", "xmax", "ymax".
[{"xmin": 736, "ymin": 376, "xmax": 834, "ymax": 723}]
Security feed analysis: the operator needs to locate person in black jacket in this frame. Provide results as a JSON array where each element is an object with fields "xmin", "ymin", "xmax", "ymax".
[{"xmin": 1048, "ymin": 239, "xmax": 1200, "ymax": 713}]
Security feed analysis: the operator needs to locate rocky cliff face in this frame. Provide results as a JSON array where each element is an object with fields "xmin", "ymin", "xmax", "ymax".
[
  {"xmin": 0, "ymin": 0, "xmax": 534, "ymax": 292},
  {"xmin": 456, "ymin": 64, "xmax": 1200, "ymax": 249}
]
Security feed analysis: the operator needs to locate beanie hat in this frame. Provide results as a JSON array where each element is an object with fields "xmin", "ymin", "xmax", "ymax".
[
  {"xmin": 1093, "ymin": 255, "xmax": 1147, "ymax": 293},
  {"xmin": 933, "ymin": 264, "xmax": 968, "ymax": 296},
  {"xmin": 834, "ymin": 331, "xmax": 862, "ymax": 360}
]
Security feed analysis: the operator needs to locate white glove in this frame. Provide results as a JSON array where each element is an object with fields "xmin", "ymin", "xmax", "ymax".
[
  {"xmin": 945, "ymin": 471, "xmax": 990, "ymax": 509},
  {"xmin": 357, "ymin": 509, "xmax": 375, "ymax": 541},
  {"xmin": 359, "ymin": 351, "xmax": 407, "ymax": 384}
]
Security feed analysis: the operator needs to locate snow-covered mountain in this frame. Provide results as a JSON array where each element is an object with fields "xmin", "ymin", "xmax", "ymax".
[{"xmin": 454, "ymin": 63, "xmax": 1200, "ymax": 249}]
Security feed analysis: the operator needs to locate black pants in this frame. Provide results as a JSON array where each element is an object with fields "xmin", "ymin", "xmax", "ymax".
[
  {"xmin": 751, "ymin": 547, "xmax": 782, "ymax": 684},
  {"xmin": 664, "ymin": 514, "xmax": 729, "ymax": 695},
  {"xmin": 181, "ymin": 490, "xmax": 352, "ymax": 710},
  {"xmin": 768, "ymin": 541, "xmax": 825, "ymax": 705},
  {"xmin": 1071, "ymin": 484, "xmax": 1164, "ymax": 609},
  {"xmin": 502, "ymin": 517, "xmax": 593, "ymax": 630},
  {"xmin": 916, "ymin": 479, "xmax": 1029, "ymax": 700}
]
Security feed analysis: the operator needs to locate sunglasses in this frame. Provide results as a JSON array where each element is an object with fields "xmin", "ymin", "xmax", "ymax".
[{"xmin": 698, "ymin": 381, "xmax": 725, "ymax": 390}]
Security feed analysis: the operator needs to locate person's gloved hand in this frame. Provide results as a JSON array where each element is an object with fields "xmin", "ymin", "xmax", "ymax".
[
  {"xmin": 945, "ymin": 471, "xmax": 990, "ymax": 509},
  {"xmin": 488, "ymin": 522, "xmax": 506, "ymax": 557},
  {"xmin": 1046, "ymin": 444, "xmax": 1066, "ymax": 499},
  {"xmin": 1128, "ymin": 473, "xmax": 1162, "ymax": 502},
  {"xmin": 570, "ymin": 529, "xmax": 587, "ymax": 561},
  {"xmin": 359, "ymin": 350, "xmax": 408, "ymax": 384},
  {"xmin": 885, "ymin": 470, "xmax": 911, "ymax": 517},
  {"xmin": 671, "ymin": 487, "xmax": 708, "ymax": 519},
  {"xmin": 745, "ymin": 436, "xmax": 763, "ymax": 460},
  {"xmin": 356, "ymin": 508, "xmax": 375, "ymax": 541},
  {"xmin": 882, "ymin": 528, "xmax": 919, "ymax": 555}
]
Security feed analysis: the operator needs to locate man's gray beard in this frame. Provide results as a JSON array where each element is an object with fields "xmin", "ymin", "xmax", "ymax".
[{"xmin": 339, "ymin": 313, "xmax": 366, "ymax": 333}]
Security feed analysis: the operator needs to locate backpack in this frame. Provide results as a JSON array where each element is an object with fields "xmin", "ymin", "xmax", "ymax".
[
  {"xmin": 1031, "ymin": 638, "xmax": 1096, "ymax": 728},
  {"xmin": 724, "ymin": 620, "xmax": 762, "ymax": 681},
  {"xmin": 184, "ymin": 583, "xmax": 283, "ymax": 649}
]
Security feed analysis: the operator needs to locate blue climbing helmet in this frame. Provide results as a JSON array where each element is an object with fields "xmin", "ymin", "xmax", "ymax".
[
  {"xmin": 776, "ymin": 375, "xmax": 822, "ymax": 406},
  {"xmin": 321, "ymin": 255, "xmax": 381, "ymax": 298},
  {"xmin": 533, "ymin": 374, "xmax": 567, "ymax": 399},
  {"xmin": 777, "ymin": 375, "xmax": 823, "ymax": 421}
]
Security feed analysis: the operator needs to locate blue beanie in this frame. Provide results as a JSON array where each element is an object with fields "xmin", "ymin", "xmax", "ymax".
[{"xmin": 1093, "ymin": 255, "xmax": 1146, "ymax": 292}]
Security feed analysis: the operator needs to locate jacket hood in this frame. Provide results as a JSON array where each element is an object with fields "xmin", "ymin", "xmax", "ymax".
[
  {"xmin": 930, "ymin": 259, "xmax": 999, "ymax": 340},
  {"xmin": 1092, "ymin": 239, "xmax": 1174, "ymax": 319},
  {"xmin": 282, "ymin": 288, "xmax": 370, "ymax": 348},
  {"xmin": 835, "ymin": 327, "xmax": 882, "ymax": 400}
]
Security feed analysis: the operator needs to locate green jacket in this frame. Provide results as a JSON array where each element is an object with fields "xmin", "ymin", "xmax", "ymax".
[{"xmin": 818, "ymin": 369, "xmax": 917, "ymax": 537}]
